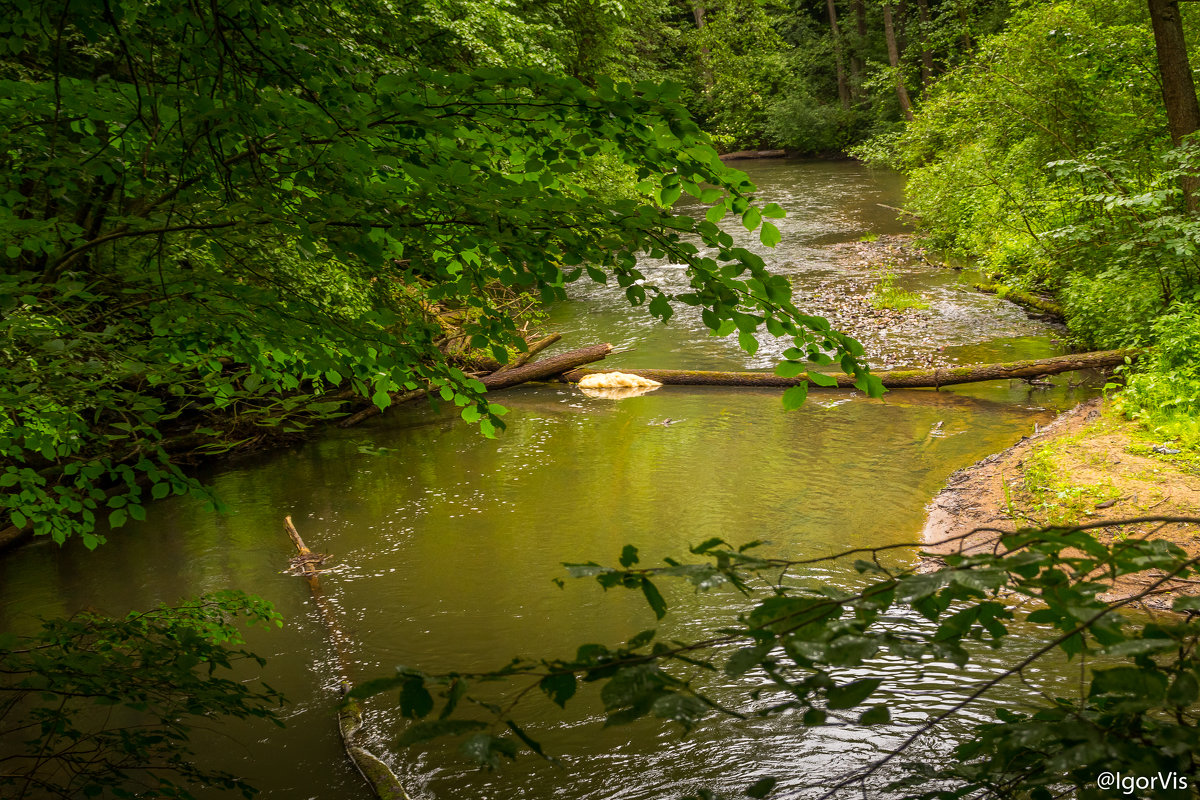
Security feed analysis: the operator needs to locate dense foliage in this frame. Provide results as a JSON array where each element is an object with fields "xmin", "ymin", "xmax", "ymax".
[
  {"xmin": 0, "ymin": 0, "xmax": 881, "ymax": 549},
  {"xmin": 861, "ymin": 0, "xmax": 1200, "ymax": 450},
  {"xmin": 5, "ymin": 0, "xmax": 1200, "ymax": 796}
]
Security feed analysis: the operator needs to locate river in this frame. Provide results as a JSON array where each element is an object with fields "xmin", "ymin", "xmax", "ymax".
[{"xmin": 0, "ymin": 160, "xmax": 1100, "ymax": 799}]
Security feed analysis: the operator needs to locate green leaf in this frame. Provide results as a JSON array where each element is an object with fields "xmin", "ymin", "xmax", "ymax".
[
  {"xmin": 738, "ymin": 330, "xmax": 759, "ymax": 355},
  {"xmin": 626, "ymin": 629, "xmax": 656, "ymax": 648},
  {"xmin": 648, "ymin": 293, "xmax": 673, "ymax": 322},
  {"xmin": 742, "ymin": 207, "xmax": 762, "ymax": 230},
  {"xmin": 859, "ymin": 704, "xmax": 890, "ymax": 724},
  {"xmin": 439, "ymin": 679, "xmax": 469, "ymax": 720},
  {"xmin": 505, "ymin": 719, "xmax": 551, "ymax": 759},
  {"xmin": 539, "ymin": 673, "xmax": 576, "ymax": 708},
  {"xmin": 651, "ymin": 692, "xmax": 707, "ymax": 731},
  {"xmin": 761, "ymin": 203, "xmax": 786, "ymax": 219},
  {"xmin": 808, "ymin": 371, "xmax": 838, "ymax": 388},
  {"xmin": 782, "ymin": 384, "xmax": 808, "ymax": 410},
  {"xmin": 774, "ymin": 360, "xmax": 806, "ymax": 378},
  {"xmin": 759, "ymin": 221, "xmax": 781, "ymax": 247},
  {"xmin": 1089, "ymin": 667, "xmax": 1167, "ymax": 701},
  {"xmin": 745, "ymin": 777, "xmax": 779, "ymax": 798},
  {"xmin": 619, "ymin": 545, "xmax": 639, "ymax": 567},
  {"xmin": 725, "ymin": 644, "xmax": 771, "ymax": 677}
]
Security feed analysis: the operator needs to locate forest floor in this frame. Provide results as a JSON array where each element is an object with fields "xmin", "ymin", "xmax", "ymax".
[{"xmin": 921, "ymin": 397, "xmax": 1200, "ymax": 608}]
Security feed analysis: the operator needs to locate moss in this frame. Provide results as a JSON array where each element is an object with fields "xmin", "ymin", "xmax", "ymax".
[{"xmin": 974, "ymin": 282, "xmax": 1064, "ymax": 318}]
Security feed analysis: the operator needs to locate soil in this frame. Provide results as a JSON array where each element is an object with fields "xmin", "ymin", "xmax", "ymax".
[{"xmin": 921, "ymin": 397, "xmax": 1200, "ymax": 609}]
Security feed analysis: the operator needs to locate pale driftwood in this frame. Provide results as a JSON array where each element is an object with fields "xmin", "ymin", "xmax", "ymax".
[{"xmin": 564, "ymin": 349, "xmax": 1139, "ymax": 390}]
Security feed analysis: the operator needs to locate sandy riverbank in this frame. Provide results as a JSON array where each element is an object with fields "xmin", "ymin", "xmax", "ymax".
[{"xmin": 921, "ymin": 397, "xmax": 1200, "ymax": 608}]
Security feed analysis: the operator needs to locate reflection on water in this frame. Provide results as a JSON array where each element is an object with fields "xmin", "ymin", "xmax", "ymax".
[{"xmin": 0, "ymin": 160, "xmax": 1100, "ymax": 799}]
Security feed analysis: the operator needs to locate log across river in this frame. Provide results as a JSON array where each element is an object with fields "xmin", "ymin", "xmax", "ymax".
[
  {"xmin": 563, "ymin": 348, "xmax": 1138, "ymax": 390},
  {"xmin": 341, "ymin": 345, "xmax": 1138, "ymax": 433}
]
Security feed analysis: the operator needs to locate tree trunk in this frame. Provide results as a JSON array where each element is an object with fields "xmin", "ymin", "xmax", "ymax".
[
  {"xmin": 957, "ymin": 1, "xmax": 973, "ymax": 53},
  {"xmin": 565, "ymin": 349, "xmax": 1139, "ymax": 390},
  {"xmin": 916, "ymin": 0, "xmax": 935, "ymax": 89},
  {"xmin": 481, "ymin": 343, "xmax": 613, "ymax": 389},
  {"xmin": 883, "ymin": 0, "xmax": 915, "ymax": 121},
  {"xmin": 693, "ymin": 4, "xmax": 713, "ymax": 91},
  {"xmin": 492, "ymin": 333, "xmax": 562, "ymax": 375},
  {"xmin": 1147, "ymin": 0, "xmax": 1200, "ymax": 211},
  {"xmin": 850, "ymin": 0, "xmax": 868, "ymax": 102},
  {"xmin": 972, "ymin": 283, "xmax": 1064, "ymax": 318},
  {"xmin": 338, "ymin": 343, "xmax": 614, "ymax": 427},
  {"xmin": 826, "ymin": 0, "xmax": 852, "ymax": 111}
]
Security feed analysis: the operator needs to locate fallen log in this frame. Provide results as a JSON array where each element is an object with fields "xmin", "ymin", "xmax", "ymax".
[
  {"xmin": 492, "ymin": 332, "xmax": 562, "ymax": 375},
  {"xmin": 564, "ymin": 349, "xmax": 1139, "ymax": 390},
  {"xmin": 719, "ymin": 148, "xmax": 787, "ymax": 161},
  {"xmin": 338, "ymin": 343, "xmax": 613, "ymax": 427},
  {"xmin": 974, "ymin": 282, "xmax": 1064, "ymax": 319},
  {"xmin": 481, "ymin": 342, "xmax": 612, "ymax": 390},
  {"xmin": 284, "ymin": 516, "xmax": 412, "ymax": 800},
  {"xmin": 877, "ymin": 202, "xmax": 922, "ymax": 221}
]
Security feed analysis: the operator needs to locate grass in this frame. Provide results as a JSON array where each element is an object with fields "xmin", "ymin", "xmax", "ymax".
[
  {"xmin": 870, "ymin": 272, "xmax": 930, "ymax": 311},
  {"xmin": 1019, "ymin": 437, "xmax": 1120, "ymax": 526}
]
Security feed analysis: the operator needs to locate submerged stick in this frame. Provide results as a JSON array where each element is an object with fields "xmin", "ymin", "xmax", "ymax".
[
  {"xmin": 283, "ymin": 516, "xmax": 412, "ymax": 800},
  {"xmin": 564, "ymin": 349, "xmax": 1139, "ymax": 390}
]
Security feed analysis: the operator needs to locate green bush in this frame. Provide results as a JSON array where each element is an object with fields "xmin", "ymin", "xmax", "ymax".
[{"xmin": 1119, "ymin": 304, "xmax": 1200, "ymax": 449}]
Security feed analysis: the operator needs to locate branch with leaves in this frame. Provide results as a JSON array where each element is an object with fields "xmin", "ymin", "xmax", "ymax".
[{"xmin": 349, "ymin": 517, "xmax": 1200, "ymax": 799}]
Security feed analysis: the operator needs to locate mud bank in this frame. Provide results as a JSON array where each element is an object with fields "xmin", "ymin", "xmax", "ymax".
[{"xmin": 921, "ymin": 398, "xmax": 1200, "ymax": 608}]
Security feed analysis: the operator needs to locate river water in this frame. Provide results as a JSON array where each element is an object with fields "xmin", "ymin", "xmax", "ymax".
[{"xmin": 0, "ymin": 160, "xmax": 1099, "ymax": 799}]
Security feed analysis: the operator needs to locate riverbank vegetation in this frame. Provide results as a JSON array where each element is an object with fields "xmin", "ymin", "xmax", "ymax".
[
  {"xmin": 857, "ymin": 0, "xmax": 1200, "ymax": 453},
  {"xmin": 4, "ymin": 0, "xmax": 1200, "ymax": 797}
]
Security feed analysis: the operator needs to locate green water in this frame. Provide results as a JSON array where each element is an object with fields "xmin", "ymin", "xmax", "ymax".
[{"xmin": 0, "ymin": 160, "xmax": 1098, "ymax": 799}]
